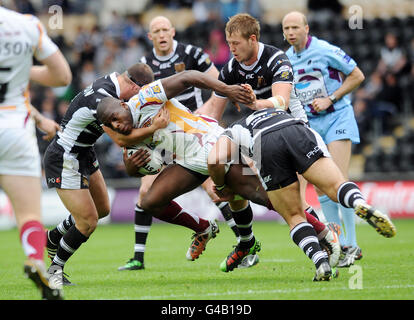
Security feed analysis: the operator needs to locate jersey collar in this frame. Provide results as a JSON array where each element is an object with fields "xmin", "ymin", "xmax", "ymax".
[
  {"xmin": 239, "ymin": 42, "xmax": 264, "ymax": 71},
  {"xmin": 153, "ymin": 40, "xmax": 178, "ymax": 61},
  {"xmin": 293, "ymin": 35, "xmax": 313, "ymax": 55},
  {"xmin": 109, "ymin": 72, "xmax": 121, "ymax": 98}
]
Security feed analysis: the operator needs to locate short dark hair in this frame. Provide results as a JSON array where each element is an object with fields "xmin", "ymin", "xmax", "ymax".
[
  {"xmin": 125, "ymin": 63, "xmax": 154, "ymax": 86},
  {"xmin": 96, "ymin": 96, "xmax": 120, "ymax": 126}
]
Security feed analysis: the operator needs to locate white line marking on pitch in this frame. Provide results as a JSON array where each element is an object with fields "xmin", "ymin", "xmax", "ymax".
[{"xmin": 139, "ymin": 284, "xmax": 414, "ymax": 300}]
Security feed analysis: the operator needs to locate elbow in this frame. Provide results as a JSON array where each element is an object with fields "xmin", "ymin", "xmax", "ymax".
[{"xmin": 59, "ymin": 69, "xmax": 73, "ymax": 87}]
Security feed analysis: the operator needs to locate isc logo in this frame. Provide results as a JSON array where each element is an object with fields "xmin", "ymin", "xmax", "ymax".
[{"xmin": 336, "ymin": 129, "xmax": 346, "ymax": 135}]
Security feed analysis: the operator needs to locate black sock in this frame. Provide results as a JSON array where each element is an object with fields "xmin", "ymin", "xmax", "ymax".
[
  {"xmin": 217, "ymin": 202, "xmax": 240, "ymax": 238},
  {"xmin": 52, "ymin": 225, "xmax": 88, "ymax": 268},
  {"xmin": 305, "ymin": 206, "xmax": 320, "ymax": 221},
  {"xmin": 133, "ymin": 205, "xmax": 152, "ymax": 263},
  {"xmin": 290, "ymin": 222, "xmax": 328, "ymax": 268},
  {"xmin": 230, "ymin": 202, "xmax": 254, "ymax": 249},
  {"xmin": 49, "ymin": 215, "xmax": 75, "ymax": 245},
  {"xmin": 337, "ymin": 182, "xmax": 365, "ymax": 208}
]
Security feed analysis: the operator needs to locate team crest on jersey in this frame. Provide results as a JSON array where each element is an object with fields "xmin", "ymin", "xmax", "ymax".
[
  {"xmin": 257, "ymin": 76, "xmax": 266, "ymax": 87},
  {"xmin": 151, "ymin": 85, "xmax": 161, "ymax": 94},
  {"xmin": 174, "ymin": 62, "xmax": 185, "ymax": 73}
]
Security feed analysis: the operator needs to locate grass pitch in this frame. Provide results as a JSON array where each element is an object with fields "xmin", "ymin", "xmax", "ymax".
[{"xmin": 0, "ymin": 219, "xmax": 413, "ymax": 300}]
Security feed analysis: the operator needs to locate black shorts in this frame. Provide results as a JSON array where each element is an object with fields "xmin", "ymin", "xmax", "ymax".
[
  {"xmin": 256, "ymin": 123, "xmax": 329, "ymax": 191},
  {"xmin": 43, "ymin": 141, "xmax": 99, "ymax": 189}
]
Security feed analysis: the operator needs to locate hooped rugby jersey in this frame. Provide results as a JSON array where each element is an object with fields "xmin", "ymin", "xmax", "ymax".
[
  {"xmin": 0, "ymin": 7, "xmax": 58, "ymax": 128},
  {"xmin": 286, "ymin": 36, "xmax": 357, "ymax": 118},
  {"xmin": 127, "ymin": 79, "xmax": 224, "ymax": 163},
  {"xmin": 215, "ymin": 42, "xmax": 307, "ymax": 122},
  {"xmin": 140, "ymin": 40, "xmax": 214, "ymax": 111},
  {"xmin": 222, "ymin": 108, "xmax": 304, "ymax": 158},
  {"xmin": 56, "ymin": 73, "xmax": 120, "ymax": 154}
]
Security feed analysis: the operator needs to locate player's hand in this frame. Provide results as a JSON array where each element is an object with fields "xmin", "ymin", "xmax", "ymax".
[
  {"xmin": 37, "ymin": 117, "xmax": 61, "ymax": 141},
  {"xmin": 123, "ymin": 147, "xmax": 150, "ymax": 167},
  {"xmin": 213, "ymin": 185, "xmax": 236, "ymax": 202},
  {"xmin": 152, "ymin": 107, "xmax": 170, "ymax": 130},
  {"xmin": 225, "ymin": 84, "xmax": 255, "ymax": 109},
  {"xmin": 123, "ymin": 148, "xmax": 150, "ymax": 176},
  {"xmin": 240, "ymin": 83, "xmax": 257, "ymax": 110},
  {"xmin": 311, "ymin": 97, "xmax": 332, "ymax": 112}
]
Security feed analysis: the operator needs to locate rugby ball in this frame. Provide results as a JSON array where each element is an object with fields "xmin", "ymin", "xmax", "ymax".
[{"xmin": 126, "ymin": 143, "xmax": 163, "ymax": 175}]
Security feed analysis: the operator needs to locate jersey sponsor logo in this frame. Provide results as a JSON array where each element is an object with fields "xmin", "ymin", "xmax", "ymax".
[
  {"xmin": 263, "ymin": 175, "xmax": 272, "ymax": 183},
  {"xmin": 47, "ymin": 177, "xmax": 61, "ymax": 184},
  {"xmin": 336, "ymin": 129, "xmax": 347, "ymax": 135},
  {"xmin": 295, "ymin": 70, "xmax": 328, "ymax": 105},
  {"xmin": 0, "ymin": 41, "xmax": 32, "ymax": 56},
  {"xmin": 238, "ymin": 70, "xmax": 245, "ymax": 77},
  {"xmin": 174, "ymin": 62, "xmax": 185, "ymax": 73},
  {"xmin": 160, "ymin": 62, "xmax": 171, "ymax": 69},
  {"xmin": 246, "ymin": 73, "xmax": 254, "ymax": 79},
  {"xmin": 334, "ymin": 49, "xmax": 351, "ymax": 63},
  {"xmin": 306, "ymin": 146, "xmax": 320, "ymax": 159}
]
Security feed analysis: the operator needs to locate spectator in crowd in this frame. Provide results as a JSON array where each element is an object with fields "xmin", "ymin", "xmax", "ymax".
[
  {"xmin": 376, "ymin": 32, "xmax": 408, "ymax": 77},
  {"xmin": 204, "ymin": 29, "xmax": 230, "ymax": 70}
]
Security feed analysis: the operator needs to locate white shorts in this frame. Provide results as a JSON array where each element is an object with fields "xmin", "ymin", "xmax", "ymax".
[
  {"xmin": 175, "ymin": 129, "xmax": 223, "ymax": 176},
  {"xmin": 0, "ymin": 119, "xmax": 41, "ymax": 177}
]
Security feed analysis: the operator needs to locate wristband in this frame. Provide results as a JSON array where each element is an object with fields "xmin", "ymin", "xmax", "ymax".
[
  {"xmin": 267, "ymin": 95, "xmax": 286, "ymax": 110},
  {"xmin": 215, "ymin": 184, "xmax": 226, "ymax": 191}
]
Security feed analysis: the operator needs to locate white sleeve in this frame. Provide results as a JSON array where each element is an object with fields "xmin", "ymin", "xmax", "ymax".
[
  {"xmin": 127, "ymin": 80, "xmax": 167, "ymax": 128},
  {"xmin": 27, "ymin": 16, "xmax": 58, "ymax": 61}
]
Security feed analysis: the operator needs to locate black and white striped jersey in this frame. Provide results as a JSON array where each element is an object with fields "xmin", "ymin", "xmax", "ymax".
[
  {"xmin": 140, "ymin": 40, "xmax": 214, "ymax": 112},
  {"xmin": 215, "ymin": 42, "xmax": 307, "ymax": 121},
  {"xmin": 56, "ymin": 72, "xmax": 120, "ymax": 154},
  {"xmin": 223, "ymin": 108, "xmax": 304, "ymax": 157}
]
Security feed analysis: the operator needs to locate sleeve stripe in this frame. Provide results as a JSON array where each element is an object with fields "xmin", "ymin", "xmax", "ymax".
[
  {"xmin": 185, "ymin": 44, "xmax": 192, "ymax": 55},
  {"xmin": 227, "ymin": 58, "xmax": 234, "ymax": 73},
  {"xmin": 198, "ymin": 53, "xmax": 209, "ymax": 65},
  {"xmin": 267, "ymin": 51, "xmax": 284, "ymax": 67},
  {"xmin": 36, "ymin": 22, "xmax": 43, "ymax": 50}
]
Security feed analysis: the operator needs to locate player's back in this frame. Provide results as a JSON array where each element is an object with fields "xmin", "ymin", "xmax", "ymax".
[{"xmin": 0, "ymin": 7, "xmax": 57, "ymax": 128}]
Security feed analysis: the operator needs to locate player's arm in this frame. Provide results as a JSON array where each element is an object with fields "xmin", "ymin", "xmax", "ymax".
[
  {"xmin": 160, "ymin": 70, "xmax": 253, "ymax": 106},
  {"xmin": 103, "ymin": 108, "xmax": 169, "ymax": 147},
  {"xmin": 208, "ymin": 135, "xmax": 235, "ymax": 186},
  {"xmin": 30, "ymin": 50, "xmax": 72, "ymax": 87},
  {"xmin": 195, "ymin": 94, "xmax": 228, "ymax": 121},
  {"xmin": 330, "ymin": 66, "xmax": 365, "ymax": 101},
  {"xmin": 312, "ymin": 46, "xmax": 365, "ymax": 112},
  {"xmin": 30, "ymin": 106, "xmax": 61, "ymax": 141},
  {"xmin": 312, "ymin": 66, "xmax": 364, "ymax": 112},
  {"xmin": 246, "ymin": 82, "xmax": 291, "ymax": 111}
]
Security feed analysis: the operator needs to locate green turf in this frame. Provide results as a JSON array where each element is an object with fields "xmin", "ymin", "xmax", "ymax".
[{"xmin": 0, "ymin": 219, "xmax": 413, "ymax": 300}]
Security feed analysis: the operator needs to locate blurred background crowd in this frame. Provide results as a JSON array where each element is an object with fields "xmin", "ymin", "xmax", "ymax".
[{"xmin": 3, "ymin": 0, "xmax": 414, "ymax": 183}]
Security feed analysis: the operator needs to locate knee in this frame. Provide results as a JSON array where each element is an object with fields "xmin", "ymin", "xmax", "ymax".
[{"xmin": 77, "ymin": 213, "xmax": 99, "ymax": 235}]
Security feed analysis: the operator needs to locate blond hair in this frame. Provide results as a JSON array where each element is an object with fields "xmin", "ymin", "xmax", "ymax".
[{"xmin": 225, "ymin": 13, "xmax": 260, "ymax": 40}]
